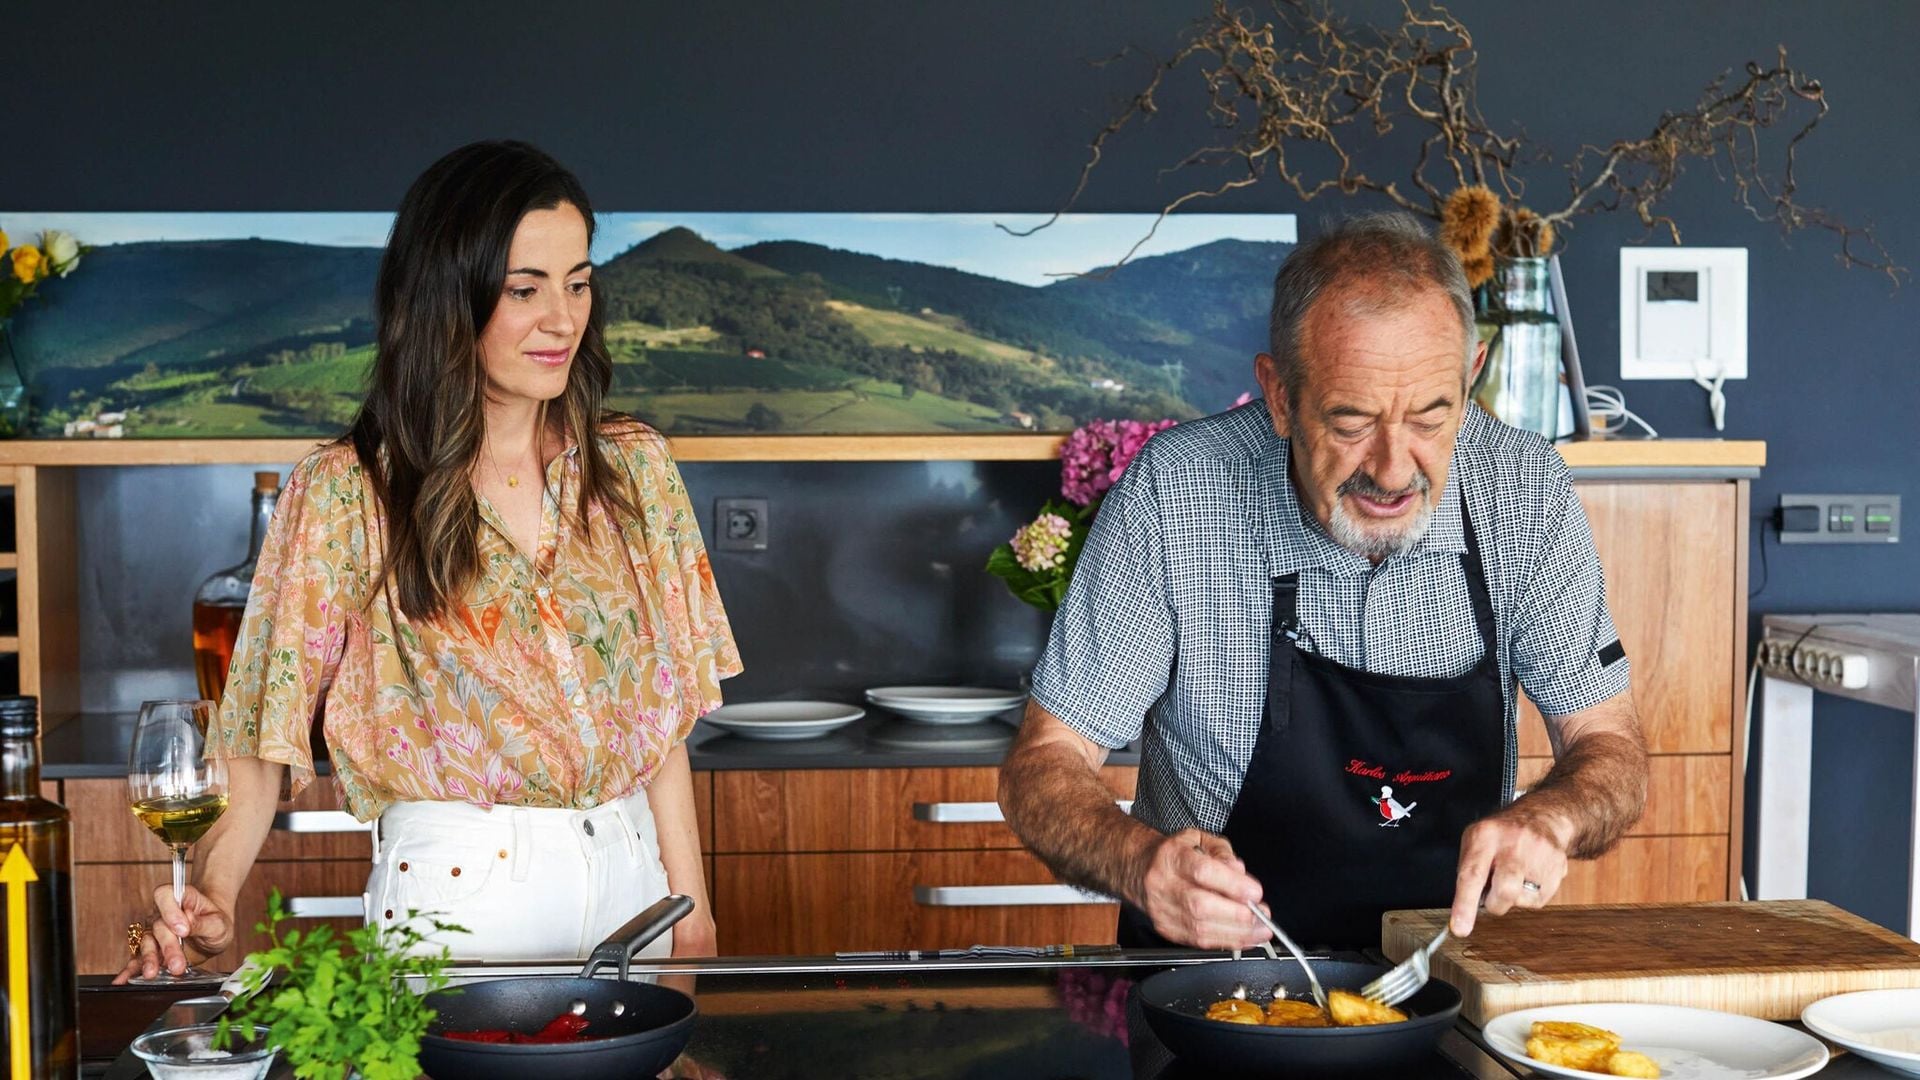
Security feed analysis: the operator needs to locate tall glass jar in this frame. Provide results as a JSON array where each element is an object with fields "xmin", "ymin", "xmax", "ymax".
[{"xmin": 1472, "ymin": 257, "xmax": 1564, "ymax": 439}]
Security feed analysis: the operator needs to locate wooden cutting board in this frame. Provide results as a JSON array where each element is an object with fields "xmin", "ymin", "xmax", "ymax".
[{"xmin": 1381, "ymin": 900, "xmax": 1920, "ymax": 1025}]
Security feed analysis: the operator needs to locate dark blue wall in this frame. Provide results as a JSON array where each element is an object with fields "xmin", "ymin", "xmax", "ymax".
[{"xmin": 13, "ymin": 0, "xmax": 1919, "ymax": 926}]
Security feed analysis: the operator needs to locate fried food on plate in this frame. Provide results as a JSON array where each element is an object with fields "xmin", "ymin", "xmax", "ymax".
[
  {"xmin": 1204, "ymin": 999, "xmax": 1266, "ymax": 1025},
  {"xmin": 1532, "ymin": 1020, "xmax": 1621, "ymax": 1043},
  {"xmin": 1523, "ymin": 1019, "xmax": 1661, "ymax": 1077},
  {"xmin": 1264, "ymin": 999, "xmax": 1332, "ymax": 1027},
  {"xmin": 1525, "ymin": 1034, "xmax": 1618, "ymax": 1072},
  {"xmin": 1605, "ymin": 1050, "xmax": 1661, "ymax": 1078},
  {"xmin": 1326, "ymin": 990, "xmax": 1409, "ymax": 1027}
]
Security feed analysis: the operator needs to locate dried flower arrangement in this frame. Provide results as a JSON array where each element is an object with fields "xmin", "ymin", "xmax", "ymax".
[{"xmin": 1015, "ymin": 1, "xmax": 1903, "ymax": 287}]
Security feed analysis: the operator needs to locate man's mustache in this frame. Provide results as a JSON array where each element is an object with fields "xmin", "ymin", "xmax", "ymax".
[{"xmin": 1338, "ymin": 470, "xmax": 1431, "ymax": 501}]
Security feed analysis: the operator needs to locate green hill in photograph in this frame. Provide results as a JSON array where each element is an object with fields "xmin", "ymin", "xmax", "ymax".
[{"xmin": 7, "ymin": 223, "xmax": 1286, "ymax": 436}]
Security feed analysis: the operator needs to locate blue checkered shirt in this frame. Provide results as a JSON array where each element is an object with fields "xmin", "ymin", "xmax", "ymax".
[{"xmin": 1030, "ymin": 402, "xmax": 1632, "ymax": 836}]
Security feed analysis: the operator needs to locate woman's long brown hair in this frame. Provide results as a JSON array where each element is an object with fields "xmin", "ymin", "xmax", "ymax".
[{"xmin": 344, "ymin": 140, "xmax": 635, "ymax": 621}]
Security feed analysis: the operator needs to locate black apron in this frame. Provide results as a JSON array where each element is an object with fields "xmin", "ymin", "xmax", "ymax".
[{"xmin": 1119, "ymin": 501, "xmax": 1506, "ymax": 952}]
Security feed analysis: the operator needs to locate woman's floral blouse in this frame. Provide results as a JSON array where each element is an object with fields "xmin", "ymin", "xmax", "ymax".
[{"xmin": 212, "ymin": 422, "xmax": 741, "ymax": 821}]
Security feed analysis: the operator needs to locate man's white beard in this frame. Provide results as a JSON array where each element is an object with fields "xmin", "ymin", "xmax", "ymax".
[{"xmin": 1327, "ymin": 475, "xmax": 1435, "ymax": 560}]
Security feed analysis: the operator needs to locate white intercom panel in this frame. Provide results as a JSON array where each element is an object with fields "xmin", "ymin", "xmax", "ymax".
[{"xmin": 1618, "ymin": 247, "xmax": 1747, "ymax": 380}]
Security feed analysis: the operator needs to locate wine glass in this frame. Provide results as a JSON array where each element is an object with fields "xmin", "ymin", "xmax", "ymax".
[{"xmin": 126, "ymin": 699, "xmax": 229, "ymax": 984}]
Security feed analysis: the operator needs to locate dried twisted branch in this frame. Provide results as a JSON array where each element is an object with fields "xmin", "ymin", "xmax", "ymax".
[{"xmin": 1014, "ymin": 0, "xmax": 1904, "ymax": 286}]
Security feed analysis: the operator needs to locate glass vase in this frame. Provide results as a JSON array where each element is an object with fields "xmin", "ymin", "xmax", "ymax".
[
  {"xmin": 0, "ymin": 319, "xmax": 28, "ymax": 437},
  {"xmin": 1471, "ymin": 257, "xmax": 1563, "ymax": 440}
]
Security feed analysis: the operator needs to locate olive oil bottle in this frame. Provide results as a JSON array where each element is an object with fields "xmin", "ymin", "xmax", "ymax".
[{"xmin": 0, "ymin": 696, "xmax": 78, "ymax": 1079}]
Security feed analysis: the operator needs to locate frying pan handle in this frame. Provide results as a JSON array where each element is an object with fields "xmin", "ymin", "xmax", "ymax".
[{"xmin": 580, "ymin": 894, "xmax": 695, "ymax": 981}]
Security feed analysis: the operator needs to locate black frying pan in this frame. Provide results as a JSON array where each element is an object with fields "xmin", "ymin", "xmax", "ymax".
[
  {"xmin": 1138, "ymin": 958, "xmax": 1462, "ymax": 1075},
  {"xmin": 417, "ymin": 895, "xmax": 698, "ymax": 1080}
]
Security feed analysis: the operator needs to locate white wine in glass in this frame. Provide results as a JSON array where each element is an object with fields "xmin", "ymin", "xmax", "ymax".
[{"xmin": 126, "ymin": 699, "xmax": 228, "ymax": 984}]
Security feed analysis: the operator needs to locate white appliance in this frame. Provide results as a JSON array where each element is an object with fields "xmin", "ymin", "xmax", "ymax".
[{"xmin": 1752, "ymin": 614, "xmax": 1920, "ymax": 935}]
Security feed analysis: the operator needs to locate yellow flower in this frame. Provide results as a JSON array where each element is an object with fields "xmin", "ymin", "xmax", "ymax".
[
  {"xmin": 0, "ymin": 227, "xmax": 10, "ymax": 253},
  {"xmin": 11, "ymin": 245, "xmax": 43, "ymax": 283}
]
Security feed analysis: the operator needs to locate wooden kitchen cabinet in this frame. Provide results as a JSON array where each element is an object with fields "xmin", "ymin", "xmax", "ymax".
[
  {"xmin": 65, "ymin": 775, "xmax": 374, "ymax": 973},
  {"xmin": 709, "ymin": 765, "xmax": 1138, "ymax": 955},
  {"xmin": 73, "ymin": 859, "xmax": 368, "ymax": 975},
  {"xmin": 1515, "ymin": 480, "xmax": 1749, "ymax": 903},
  {"xmin": 714, "ymin": 849, "xmax": 1120, "ymax": 955}
]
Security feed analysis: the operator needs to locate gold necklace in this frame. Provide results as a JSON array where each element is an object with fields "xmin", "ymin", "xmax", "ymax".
[
  {"xmin": 485, "ymin": 407, "xmax": 546, "ymax": 491},
  {"xmin": 485, "ymin": 436, "xmax": 528, "ymax": 489}
]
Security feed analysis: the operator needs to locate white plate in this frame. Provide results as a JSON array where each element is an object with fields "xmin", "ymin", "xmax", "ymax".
[
  {"xmin": 866, "ymin": 719, "xmax": 1014, "ymax": 753},
  {"xmin": 699, "ymin": 701, "xmax": 865, "ymax": 741},
  {"xmin": 1482, "ymin": 1003, "xmax": 1829, "ymax": 1080},
  {"xmin": 1802, "ymin": 987, "xmax": 1920, "ymax": 1077},
  {"xmin": 864, "ymin": 686, "xmax": 1026, "ymax": 724}
]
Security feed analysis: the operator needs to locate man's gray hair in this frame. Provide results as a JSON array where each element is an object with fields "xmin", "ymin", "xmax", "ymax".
[{"xmin": 1267, "ymin": 212, "xmax": 1476, "ymax": 401}]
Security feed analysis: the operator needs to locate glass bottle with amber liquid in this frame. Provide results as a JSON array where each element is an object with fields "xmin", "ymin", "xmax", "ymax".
[
  {"xmin": 192, "ymin": 471, "xmax": 281, "ymax": 705},
  {"xmin": 0, "ymin": 695, "xmax": 79, "ymax": 1079}
]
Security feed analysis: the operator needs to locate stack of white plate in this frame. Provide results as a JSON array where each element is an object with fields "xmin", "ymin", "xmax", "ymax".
[
  {"xmin": 1802, "ymin": 988, "xmax": 1920, "ymax": 1076},
  {"xmin": 864, "ymin": 686, "xmax": 1026, "ymax": 726},
  {"xmin": 699, "ymin": 701, "xmax": 864, "ymax": 742}
]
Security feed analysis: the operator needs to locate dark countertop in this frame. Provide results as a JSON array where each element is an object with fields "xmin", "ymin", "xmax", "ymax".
[
  {"xmin": 40, "ymin": 709, "xmax": 1140, "ymax": 778},
  {"xmin": 77, "ymin": 952, "xmax": 1890, "ymax": 1079},
  {"xmin": 76, "ymin": 953, "xmax": 1492, "ymax": 1080}
]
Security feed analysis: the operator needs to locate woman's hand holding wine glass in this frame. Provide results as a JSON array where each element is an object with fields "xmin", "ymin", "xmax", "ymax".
[{"xmin": 121, "ymin": 699, "xmax": 231, "ymax": 985}]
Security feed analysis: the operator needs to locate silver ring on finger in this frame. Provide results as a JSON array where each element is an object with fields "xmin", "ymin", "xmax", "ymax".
[{"xmin": 1521, "ymin": 879, "xmax": 1542, "ymax": 894}]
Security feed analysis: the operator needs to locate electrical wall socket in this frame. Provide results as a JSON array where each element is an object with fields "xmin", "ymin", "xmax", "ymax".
[
  {"xmin": 714, "ymin": 497, "xmax": 769, "ymax": 552},
  {"xmin": 1777, "ymin": 493, "xmax": 1900, "ymax": 545}
]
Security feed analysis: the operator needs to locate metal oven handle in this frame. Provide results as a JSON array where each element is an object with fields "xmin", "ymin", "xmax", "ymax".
[
  {"xmin": 283, "ymin": 896, "xmax": 366, "ymax": 919},
  {"xmin": 914, "ymin": 884, "xmax": 1116, "ymax": 906},
  {"xmin": 271, "ymin": 811, "xmax": 372, "ymax": 833},
  {"xmin": 911, "ymin": 800, "xmax": 1131, "ymax": 823}
]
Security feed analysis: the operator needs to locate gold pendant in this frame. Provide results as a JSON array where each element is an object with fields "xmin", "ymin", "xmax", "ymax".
[{"xmin": 507, "ymin": 475, "xmax": 519, "ymax": 488}]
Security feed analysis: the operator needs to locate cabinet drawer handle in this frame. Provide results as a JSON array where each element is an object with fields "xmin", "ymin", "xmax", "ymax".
[
  {"xmin": 911, "ymin": 800, "xmax": 1132, "ymax": 823},
  {"xmin": 271, "ymin": 811, "xmax": 371, "ymax": 833},
  {"xmin": 284, "ymin": 896, "xmax": 365, "ymax": 919},
  {"xmin": 913, "ymin": 884, "xmax": 1115, "ymax": 906}
]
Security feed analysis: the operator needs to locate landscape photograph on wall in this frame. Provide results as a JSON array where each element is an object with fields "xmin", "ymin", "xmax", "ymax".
[{"xmin": 1, "ymin": 211, "xmax": 1297, "ymax": 438}]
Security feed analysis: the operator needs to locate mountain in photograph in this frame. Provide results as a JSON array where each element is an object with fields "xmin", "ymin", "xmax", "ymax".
[{"xmin": 7, "ymin": 225, "xmax": 1289, "ymax": 437}]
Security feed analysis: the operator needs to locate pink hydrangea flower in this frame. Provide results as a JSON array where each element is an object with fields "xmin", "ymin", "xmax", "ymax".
[{"xmin": 1059, "ymin": 418, "xmax": 1177, "ymax": 506}]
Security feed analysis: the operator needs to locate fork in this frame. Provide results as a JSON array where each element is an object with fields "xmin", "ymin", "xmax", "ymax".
[
  {"xmin": 1361, "ymin": 925, "xmax": 1449, "ymax": 1007},
  {"xmin": 1244, "ymin": 901, "xmax": 1328, "ymax": 1010}
]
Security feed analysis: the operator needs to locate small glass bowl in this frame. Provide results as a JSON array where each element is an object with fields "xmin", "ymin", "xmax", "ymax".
[{"xmin": 130, "ymin": 1024, "xmax": 279, "ymax": 1080}]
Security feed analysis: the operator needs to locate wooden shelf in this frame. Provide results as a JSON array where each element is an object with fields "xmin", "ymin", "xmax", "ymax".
[
  {"xmin": 0, "ymin": 553, "xmax": 15, "ymax": 570},
  {"xmin": 0, "ymin": 435, "xmax": 1766, "ymax": 468},
  {"xmin": 0, "ymin": 637, "xmax": 18, "ymax": 653}
]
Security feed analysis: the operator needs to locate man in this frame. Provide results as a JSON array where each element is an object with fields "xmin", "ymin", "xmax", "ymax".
[{"xmin": 998, "ymin": 213, "xmax": 1648, "ymax": 951}]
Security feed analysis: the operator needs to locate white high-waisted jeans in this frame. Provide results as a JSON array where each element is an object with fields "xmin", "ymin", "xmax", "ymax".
[{"xmin": 363, "ymin": 787, "xmax": 673, "ymax": 962}]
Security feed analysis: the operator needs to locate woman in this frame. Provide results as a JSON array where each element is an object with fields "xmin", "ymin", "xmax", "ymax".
[{"xmin": 119, "ymin": 140, "xmax": 740, "ymax": 977}]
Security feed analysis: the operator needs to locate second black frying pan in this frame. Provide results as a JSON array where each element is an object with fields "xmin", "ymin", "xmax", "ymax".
[{"xmin": 417, "ymin": 895, "xmax": 697, "ymax": 1080}]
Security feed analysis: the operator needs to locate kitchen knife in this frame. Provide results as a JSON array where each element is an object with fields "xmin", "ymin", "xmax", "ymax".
[{"xmin": 154, "ymin": 958, "xmax": 268, "ymax": 1030}]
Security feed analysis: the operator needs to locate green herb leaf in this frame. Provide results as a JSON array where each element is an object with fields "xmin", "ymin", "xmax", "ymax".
[{"xmin": 215, "ymin": 890, "xmax": 464, "ymax": 1078}]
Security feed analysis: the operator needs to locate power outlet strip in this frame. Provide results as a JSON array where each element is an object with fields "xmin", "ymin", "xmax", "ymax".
[{"xmin": 1756, "ymin": 637, "xmax": 1871, "ymax": 690}]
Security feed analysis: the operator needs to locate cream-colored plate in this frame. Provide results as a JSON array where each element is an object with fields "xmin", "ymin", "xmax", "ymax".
[{"xmin": 1482, "ymin": 1003, "xmax": 1828, "ymax": 1080}]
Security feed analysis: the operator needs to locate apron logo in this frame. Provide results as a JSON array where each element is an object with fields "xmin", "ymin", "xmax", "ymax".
[
  {"xmin": 1345, "ymin": 760, "xmax": 1452, "ymax": 826},
  {"xmin": 1372, "ymin": 785, "xmax": 1418, "ymax": 826}
]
